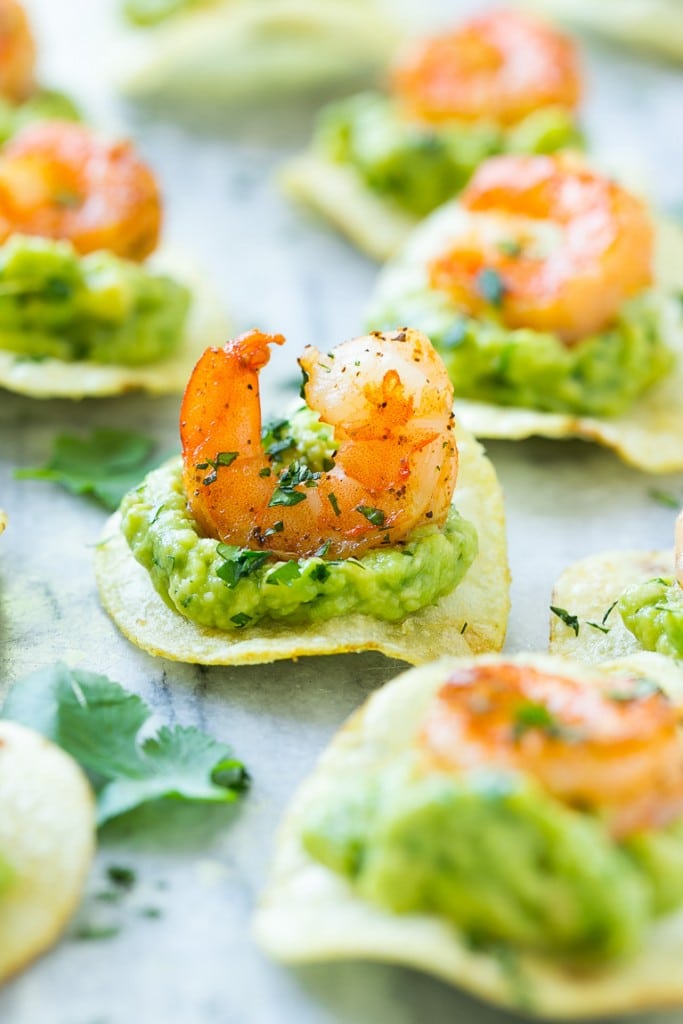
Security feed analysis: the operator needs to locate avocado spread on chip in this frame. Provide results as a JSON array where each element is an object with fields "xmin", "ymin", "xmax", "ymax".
[
  {"xmin": 0, "ymin": 236, "xmax": 191, "ymax": 366},
  {"xmin": 618, "ymin": 577, "xmax": 683, "ymax": 658}
]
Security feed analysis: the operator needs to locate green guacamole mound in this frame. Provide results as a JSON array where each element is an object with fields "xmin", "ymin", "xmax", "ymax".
[
  {"xmin": 0, "ymin": 89, "xmax": 81, "ymax": 146},
  {"xmin": 303, "ymin": 757, "xmax": 683, "ymax": 960},
  {"xmin": 120, "ymin": 448, "xmax": 478, "ymax": 632},
  {"xmin": 618, "ymin": 577, "xmax": 683, "ymax": 658},
  {"xmin": 368, "ymin": 288, "xmax": 673, "ymax": 417},
  {"xmin": 315, "ymin": 92, "xmax": 581, "ymax": 218},
  {"xmin": 0, "ymin": 236, "xmax": 190, "ymax": 366}
]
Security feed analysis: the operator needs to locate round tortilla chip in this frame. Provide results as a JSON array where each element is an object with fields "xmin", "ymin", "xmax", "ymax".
[
  {"xmin": 368, "ymin": 210, "xmax": 683, "ymax": 472},
  {"xmin": 0, "ymin": 720, "xmax": 95, "ymax": 984},
  {"xmin": 94, "ymin": 420, "xmax": 510, "ymax": 666},
  {"xmin": 252, "ymin": 651, "xmax": 683, "ymax": 1019},
  {"xmin": 0, "ymin": 246, "xmax": 229, "ymax": 399},
  {"xmin": 550, "ymin": 547, "xmax": 676, "ymax": 662}
]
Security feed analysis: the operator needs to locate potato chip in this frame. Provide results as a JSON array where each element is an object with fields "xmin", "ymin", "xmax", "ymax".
[
  {"xmin": 253, "ymin": 651, "xmax": 683, "ymax": 1019},
  {"xmin": 0, "ymin": 721, "xmax": 95, "ymax": 984},
  {"xmin": 94, "ymin": 420, "xmax": 509, "ymax": 666},
  {"xmin": 0, "ymin": 247, "xmax": 229, "ymax": 399}
]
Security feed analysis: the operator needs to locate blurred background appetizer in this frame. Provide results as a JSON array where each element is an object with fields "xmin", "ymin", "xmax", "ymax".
[
  {"xmin": 284, "ymin": 8, "xmax": 582, "ymax": 260},
  {"xmin": 95, "ymin": 328, "xmax": 509, "ymax": 666}
]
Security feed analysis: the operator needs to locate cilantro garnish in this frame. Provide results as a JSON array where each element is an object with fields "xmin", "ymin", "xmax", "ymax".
[
  {"xmin": 196, "ymin": 451, "xmax": 238, "ymax": 486},
  {"xmin": 497, "ymin": 239, "xmax": 522, "ymax": 258},
  {"xmin": 262, "ymin": 521, "xmax": 284, "ymax": 538},
  {"xmin": 269, "ymin": 459, "xmax": 319, "ymax": 507},
  {"xmin": 477, "ymin": 267, "xmax": 506, "ymax": 308},
  {"xmin": 230, "ymin": 612, "xmax": 252, "ymax": 628},
  {"xmin": 460, "ymin": 621, "xmax": 468, "ymax": 634},
  {"xmin": 311, "ymin": 563, "xmax": 331, "ymax": 583},
  {"xmin": 14, "ymin": 428, "xmax": 164, "ymax": 512},
  {"xmin": 356, "ymin": 505, "xmax": 386, "ymax": 527},
  {"xmin": 601, "ymin": 600, "xmax": 618, "ymax": 626},
  {"xmin": 261, "ymin": 418, "xmax": 296, "ymax": 463},
  {"xmin": 216, "ymin": 544, "xmax": 270, "ymax": 587},
  {"xmin": 587, "ymin": 621, "xmax": 610, "ymax": 634},
  {"xmin": 550, "ymin": 605, "xmax": 580, "ymax": 636},
  {"xmin": 328, "ymin": 493, "xmax": 341, "ymax": 516},
  {"xmin": 266, "ymin": 562, "xmax": 301, "ymax": 586},
  {"xmin": 513, "ymin": 702, "xmax": 557, "ymax": 738},
  {"xmin": 648, "ymin": 488, "xmax": 681, "ymax": 509},
  {"xmin": 1, "ymin": 663, "xmax": 249, "ymax": 826}
]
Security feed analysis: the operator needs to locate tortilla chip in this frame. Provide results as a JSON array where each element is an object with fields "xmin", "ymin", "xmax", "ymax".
[
  {"xmin": 549, "ymin": 547, "xmax": 676, "ymax": 663},
  {"xmin": 115, "ymin": 0, "xmax": 399, "ymax": 103},
  {"xmin": 253, "ymin": 651, "xmax": 683, "ymax": 1019},
  {"xmin": 0, "ymin": 721, "xmax": 95, "ymax": 984},
  {"xmin": 0, "ymin": 510, "xmax": 6, "ymax": 534},
  {"xmin": 0, "ymin": 246, "xmax": 229, "ymax": 399},
  {"xmin": 370, "ymin": 215, "xmax": 683, "ymax": 473},
  {"xmin": 94, "ymin": 420, "xmax": 509, "ymax": 666}
]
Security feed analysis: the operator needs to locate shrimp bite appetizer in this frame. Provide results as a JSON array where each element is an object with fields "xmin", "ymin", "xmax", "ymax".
[
  {"xmin": 114, "ymin": 0, "xmax": 398, "ymax": 109},
  {"xmin": 0, "ymin": 120, "xmax": 227, "ymax": 398},
  {"xmin": 94, "ymin": 328, "xmax": 509, "ymax": 666},
  {"xmin": 254, "ymin": 652, "xmax": 683, "ymax": 1018},
  {"xmin": 0, "ymin": 721, "xmax": 95, "ymax": 983},
  {"xmin": 284, "ymin": 9, "xmax": 582, "ymax": 260},
  {"xmin": 368, "ymin": 153, "xmax": 683, "ymax": 472},
  {"xmin": 551, "ymin": 510, "xmax": 683, "ymax": 664}
]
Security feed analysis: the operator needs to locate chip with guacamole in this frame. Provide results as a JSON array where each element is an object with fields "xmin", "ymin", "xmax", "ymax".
[
  {"xmin": 0, "ymin": 721, "xmax": 95, "ymax": 984},
  {"xmin": 253, "ymin": 651, "xmax": 683, "ymax": 1018}
]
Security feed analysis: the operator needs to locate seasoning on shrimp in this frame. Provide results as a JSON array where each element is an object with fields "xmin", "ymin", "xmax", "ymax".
[{"xmin": 0, "ymin": 121, "xmax": 162, "ymax": 260}]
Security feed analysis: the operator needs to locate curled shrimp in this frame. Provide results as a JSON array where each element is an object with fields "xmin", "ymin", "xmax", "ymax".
[
  {"xmin": 428, "ymin": 153, "xmax": 653, "ymax": 343},
  {"xmin": 675, "ymin": 510, "xmax": 683, "ymax": 590},
  {"xmin": 0, "ymin": 0, "xmax": 35, "ymax": 103},
  {"xmin": 0, "ymin": 121, "xmax": 162, "ymax": 260},
  {"xmin": 419, "ymin": 662, "xmax": 683, "ymax": 839},
  {"xmin": 180, "ymin": 328, "xmax": 458, "ymax": 561},
  {"xmin": 391, "ymin": 9, "xmax": 580, "ymax": 127}
]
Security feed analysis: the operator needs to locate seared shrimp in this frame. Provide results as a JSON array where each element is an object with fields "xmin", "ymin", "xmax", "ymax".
[
  {"xmin": 419, "ymin": 662, "xmax": 683, "ymax": 839},
  {"xmin": 428, "ymin": 153, "xmax": 653, "ymax": 343},
  {"xmin": 180, "ymin": 328, "xmax": 458, "ymax": 561},
  {"xmin": 675, "ymin": 510, "xmax": 683, "ymax": 590},
  {"xmin": 392, "ymin": 9, "xmax": 580, "ymax": 127},
  {"xmin": 0, "ymin": 121, "xmax": 162, "ymax": 260},
  {"xmin": 0, "ymin": 0, "xmax": 35, "ymax": 103}
]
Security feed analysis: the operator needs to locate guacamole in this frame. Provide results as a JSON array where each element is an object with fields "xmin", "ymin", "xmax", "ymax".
[
  {"xmin": 303, "ymin": 754, "xmax": 683, "ymax": 960},
  {"xmin": 0, "ymin": 236, "xmax": 190, "ymax": 366},
  {"xmin": 120, "ymin": 408, "xmax": 478, "ymax": 631},
  {"xmin": 368, "ymin": 286, "xmax": 673, "ymax": 417},
  {"xmin": 0, "ymin": 90, "xmax": 81, "ymax": 147},
  {"xmin": 618, "ymin": 577, "xmax": 683, "ymax": 658},
  {"xmin": 316, "ymin": 93, "xmax": 581, "ymax": 219}
]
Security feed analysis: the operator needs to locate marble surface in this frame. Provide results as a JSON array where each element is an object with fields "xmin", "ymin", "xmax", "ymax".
[{"xmin": 0, "ymin": 1, "xmax": 682, "ymax": 1022}]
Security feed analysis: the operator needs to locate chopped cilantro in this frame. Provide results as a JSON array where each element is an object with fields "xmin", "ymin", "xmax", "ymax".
[
  {"xmin": 311, "ymin": 562, "xmax": 331, "ymax": 583},
  {"xmin": 513, "ymin": 702, "xmax": 557, "ymax": 738},
  {"xmin": 587, "ymin": 621, "xmax": 610, "ymax": 634},
  {"xmin": 497, "ymin": 238, "xmax": 523, "ymax": 258},
  {"xmin": 216, "ymin": 544, "xmax": 270, "ymax": 587},
  {"xmin": 356, "ymin": 505, "xmax": 386, "ymax": 527},
  {"xmin": 648, "ymin": 488, "xmax": 681, "ymax": 509},
  {"xmin": 262, "ymin": 521, "xmax": 284, "ymax": 538},
  {"xmin": 550, "ymin": 605, "xmax": 580, "ymax": 636},
  {"xmin": 230, "ymin": 612, "xmax": 252, "ymax": 628},
  {"xmin": 266, "ymin": 562, "xmax": 301, "ymax": 586},
  {"xmin": 261, "ymin": 418, "xmax": 295, "ymax": 463},
  {"xmin": 477, "ymin": 267, "xmax": 506, "ymax": 308},
  {"xmin": 602, "ymin": 600, "xmax": 618, "ymax": 626},
  {"xmin": 199, "ymin": 450, "xmax": 238, "ymax": 486},
  {"xmin": 107, "ymin": 865, "xmax": 136, "ymax": 890},
  {"xmin": 328, "ymin": 493, "xmax": 341, "ymax": 516},
  {"xmin": 299, "ymin": 367, "xmax": 310, "ymax": 400},
  {"xmin": 269, "ymin": 487, "xmax": 307, "ymax": 508},
  {"xmin": 460, "ymin": 621, "xmax": 468, "ymax": 634}
]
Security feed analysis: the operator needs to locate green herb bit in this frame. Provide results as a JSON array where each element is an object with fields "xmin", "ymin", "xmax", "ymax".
[
  {"xmin": 497, "ymin": 238, "xmax": 523, "ymax": 258},
  {"xmin": 269, "ymin": 487, "xmax": 307, "ymax": 508},
  {"xmin": 356, "ymin": 505, "xmax": 386, "ymax": 527},
  {"xmin": 263, "ymin": 521, "xmax": 284, "ymax": 538},
  {"xmin": 476, "ymin": 267, "xmax": 506, "ymax": 308},
  {"xmin": 230, "ymin": 612, "xmax": 252, "ymax": 628},
  {"xmin": 460, "ymin": 621, "xmax": 468, "ymax": 634},
  {"xmin": 601, "ymin": 600, "xmax": 618, "ymax": 626},
  {"xmin": 513, "ymin": 702, "xmax": 557, "ymax": 738},
  {"xmin": 266, "ymin": 562, "xmax": 302, "ymax": 587},
  {"xmin": 311, "ymin": 563, "xmax": 331, "ymax": 583},
  {"xmin": 261, "ymin": 418, "xmax": 295, "ymax": 463},
  {"xmin": 328, "ymin": 493, "xmax": 341, "ymax": 517},
  {"xmin": 107, "ymin": 865, "xmax": 136, "ymax": 890},
  {"xmin": 648, "ymin": 488, "xmax": 681, "ymax": 509},
  {"xmin": 587, "ymin": 621, "xmax": 610, "ymax": 634},
  {"xmin": 299, "ymin": 367, "xmax": 310, "ymax": 400},
  {"xmin": 200, "ymin": 451, "xmax": 239, "ymax": 486},
  {"xmin": 550, "ymin": 605, "xmax": 580, "ymax": 636},
  {"xmin": 216, "ymin": 544, "xmax": 270, "ymax": 587}
]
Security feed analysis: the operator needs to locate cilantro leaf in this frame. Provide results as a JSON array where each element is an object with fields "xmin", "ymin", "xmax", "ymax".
[
  {"xmin": 1, "ymin": 663, "xmax": 249, "ymax": 826},
  {"xmin": 550, "ymin": 605, "xmax": 580, "ymax": 636},
  {"xmin": 216, "ymin": 544, "xmax": 270, "ymax": 587},
  {"xmin": 14, "ymin": 428, "xmax": 164, "ymax": 512},
  {"xmin": 648, "ymin": 488, "xmax": 681, "ymax": 509},
  {"xmin": 356, "ymin": 505, "xmax": 386, "ymax": 527}
]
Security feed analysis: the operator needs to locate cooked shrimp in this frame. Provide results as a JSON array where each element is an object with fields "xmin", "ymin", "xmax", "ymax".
[
  {"xmin": 419, "ymin": 662, "xmax": 683, "ymax": 839},
  {"xmin": 0, "ymin": 121, "xmax": 162, "ymax": 260},
  {"xmin": 675, "ymin": 510, "xmax": 683, "ymax": 590},
  {"xmin": 0, "ymin": 0, "xmax": 35, "ymax": 103},
  {"xmin": 391, "ymin": 9, "xmax": 580, "ymax": 127},
  {"xmin": 180, "ymin": 328, "xmax": 458, "ymax": 561},
  {"xmin": 428, "ymin": 153, "xmax": 653, "ymax": 343}
]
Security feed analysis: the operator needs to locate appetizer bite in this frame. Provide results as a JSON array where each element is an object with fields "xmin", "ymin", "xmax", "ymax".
[
  {"xmin": 115, "ymin": 0, "xmax": 399, "ymax": 109},
  {"xmin": 0, "ymin": 720, "xmax": 94, "ymax": 983},
  {"xmin": 95, "ymin": 328, "xmax": 509, "ymax": 665},
  {"xmin": 551, "ymin": 509, "xmax": 683, "ymax": 662},
  {"xmin": 0, "ymin": 120, "xmax": 227, "ymax": 398},
  {"xmin": 284, "ymin": 9, "xmax": 582, "ymax": 260},
  {"xmin": 368, "ymin": 153, "xmax": 683, "ymax": 471},
  {"xmin": 254, "ymin": 652, "xmax": 683, "ymax": 1018}
]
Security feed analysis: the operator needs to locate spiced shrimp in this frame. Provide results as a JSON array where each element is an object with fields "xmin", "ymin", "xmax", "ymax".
[
  {"xmin": 0, "ymin": 121, "xmax": 162, "ymax": 259},
  {"xmin": 392, "ymin": 9, "xmax": 580, "ymax": 127},
  {"xmin": 180, "ymin": 328, "xmax": 458, "ymax": 561},
  {"xmin": 428, "ymin": 153, "xmax": 653, "ymax": 343},
  {"xmin": 420, "ymin": 662, "xmax": 683, "ymax": 839},
  {"xmin": 0, "ymin": 0, "xmax": 35, "ymax": 103}
]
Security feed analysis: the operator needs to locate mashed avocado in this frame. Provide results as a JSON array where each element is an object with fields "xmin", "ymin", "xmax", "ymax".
[
  {"xmin": 302, "ymin": 754, "xmax": 683, "ymax": 960},
  {"xmin": 120, "ymin": 408, "xmax": 478, "ymax": 631},
  {"xmin": 0, "ymin": 90, "xmax": 81, "ymax": 146},
  {"xmin": 0, "ymin": 236, "xmax": 190, "ymax": 366},
  {"xmin": 316, "ymin": 93, "xmax": 581, "ymax": 218},
  {"xmin": 368, "ymin": 287, "xmax": 673, "ymax": 417},
  {"xmin": 618, "ymin": 577, "xmax": 683, "ymax": 658}
]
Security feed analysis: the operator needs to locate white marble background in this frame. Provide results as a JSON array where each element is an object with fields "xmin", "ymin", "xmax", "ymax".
[{"xmin": 0, "ymin": 1, "xmax": 682, "ymax": 1021}]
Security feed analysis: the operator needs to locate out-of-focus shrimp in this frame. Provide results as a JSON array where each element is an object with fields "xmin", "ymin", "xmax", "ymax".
[
  {"xmin": 0, "ymin": 0, "xmax": 35, "ymax": 103},
  {"xmin": 428, "ymin": 153, "xmax": 653, "ymax": 343},
  {"xmin": 675, "ymin": 510, "xmax": 683, "ymax": 590},
  {"xmin": 419, "ymin": 662, "xmax": 683, "ymax": 839},
  {"xmin": 391, "ymin": 9, "xmax": 580, "ymax": 127},
  {"xmin": 0, "ymin": 121, "xmax": 162, "ymax": 260},
  {"xmin": 180, "ymin": 328, "xmax": 458, "ymax": 561}
]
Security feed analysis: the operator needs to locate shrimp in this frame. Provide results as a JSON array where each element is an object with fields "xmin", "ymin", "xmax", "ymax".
[
  {"xmin": 180, "ymin": 328, "xmax": 458, "ymax": 561},
  {"xmin": 0, "ymin": 121, "xmax": 162, "ymax": 260},
  {"xmin": 391, "ymin": 9, "xmax": 580, "ymax": 128},
  {"xmin": 675, "ymin": 510, "xmax": 683, "ymax": 590},
  {"xmin": 419, "ymin": 662, "xmax": 683, "ymax": 839},
  {"xmin": 0, "ymin": 0, "xmax": 35, "ymax": 103},
  {"xmin": 428, "ymin": 153, "xmax": 653, "ymax": 343}
]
